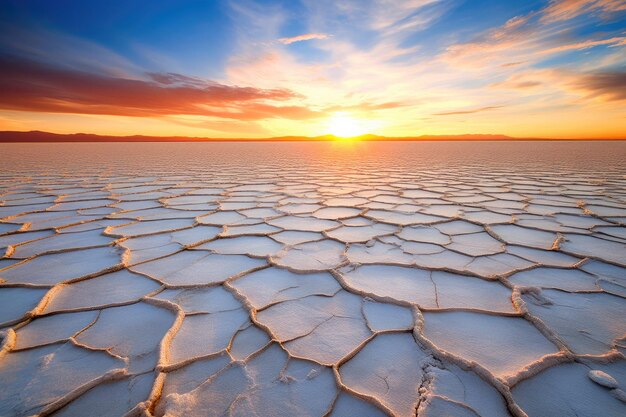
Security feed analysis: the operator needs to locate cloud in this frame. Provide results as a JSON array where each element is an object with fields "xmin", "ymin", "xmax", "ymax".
[
  {"xmin": 443, "ymin": 1, "xmax": 626, "ymax": 69},
  {"xmin": 324, "ymin": 101, "xmax": 407, "ymax": 113},
  {"xmin": 541, "ymin": 0, "xmax": 626, "ymax": 23},
  {"xmin": 278, "ymin": 33, "xmax": 330, "ymax": 44},
  {"xmin": 145, "ymin": 72, "xmax": 209, "ymax": 88},
  {"xmin": 490, "ymin": 70, "xmax": 552, "ymax": 91},
  {"xmin": 442, "ymin": 15, "xmax": 537, "ymax": 66},
  {"xmin": 0, "ymin": 55, "xmax": 323, "ymax": 120},
  {"xmin": 540, "ymin": 36, "xmax": 626, "ymax": 54},
  {"xmin": 566, "ymin": 71, "xmax": 626, "ymax": 101},
  {"xmin": 303, "ymin": 0, "xmax": 443, "ymax": 33},
  {"xmin": 511, "ymin": 80, "xmax": 543, "ymax": 88},
  {"xmin": 433, "ymin": 106, "xmax": 504, "ymax": 116},
  {"xmin": 493, "ymin": 68, "xmax": 626, "ymax": 101},
  {"xmin": 501, "ymin": 61, "xmax": 528, "ymax": 68},
  {"xmin": 446, "ymin": 31, "xmax": 626, "ymax": 68}
]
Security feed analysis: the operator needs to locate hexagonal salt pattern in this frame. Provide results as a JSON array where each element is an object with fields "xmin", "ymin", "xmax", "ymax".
[{"xmin": 0, "ymin": 141, "xmax": 625, "ymax": 416}]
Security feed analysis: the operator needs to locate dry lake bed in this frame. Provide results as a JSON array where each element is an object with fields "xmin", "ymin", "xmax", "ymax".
[{"xmin": 0, "ymin": 141, "xmax": 625, "ymax": 417}]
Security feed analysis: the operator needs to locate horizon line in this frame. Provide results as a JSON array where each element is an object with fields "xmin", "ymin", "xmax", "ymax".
[{"xmin": 0, "ymin": 130, "xmax": 625, "ymax": 142}]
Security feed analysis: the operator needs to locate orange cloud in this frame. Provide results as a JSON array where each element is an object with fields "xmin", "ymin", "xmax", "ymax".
[
  {"xmin": 541, "ymin": 0, "xmax": 626, "ymax": 23},
  {"xmin": 540, "ymin": 36, "xmax": 626, "ymax": 54},
  {"xmin": 0, "ymin": 55, "xmax": 323, "ymax": 121}
]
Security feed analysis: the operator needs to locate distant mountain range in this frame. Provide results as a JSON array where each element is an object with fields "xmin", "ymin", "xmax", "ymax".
[{"xmin": 0, "ymin": 131, "xmax": 622, "ymax": 142}]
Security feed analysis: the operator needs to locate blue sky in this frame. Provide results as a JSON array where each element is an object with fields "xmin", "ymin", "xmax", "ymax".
[{"xmin": 0, "ymin": 0, "xmax": 624, "ymax": 138}]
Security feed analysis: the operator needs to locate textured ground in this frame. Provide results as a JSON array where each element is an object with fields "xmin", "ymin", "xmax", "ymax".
[{"xmin": 0, "ymin": 141, "xmax": 625, "ymax": 417}]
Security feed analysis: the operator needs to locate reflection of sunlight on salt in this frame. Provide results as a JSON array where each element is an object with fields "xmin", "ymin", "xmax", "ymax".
[{"xmin": 330, "ymin": 138, "xmax": 360, "ymax": 148}]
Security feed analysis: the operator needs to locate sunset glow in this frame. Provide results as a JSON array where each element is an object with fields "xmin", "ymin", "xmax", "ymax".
[
  {"xmin": 1, "ymin": 2, "xmax": 625, "ymax": 416},
  {"xmin": 325, "ymin": 113, "xmax": 377, "ymax": 138},
  {"xmin": 0, "ymin": 0, "xmax": 624, "ymax": 139}
]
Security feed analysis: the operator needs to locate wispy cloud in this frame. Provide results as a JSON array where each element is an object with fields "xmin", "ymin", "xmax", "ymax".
[
  {"xmin": 541, "ymin": 0, "xmax": 626, "ymax": 23},
  {"xmin": 443, "ymin": 2, "xmax": 626, "ymax": 69},
  {"xmin": 501, "ymin": 61, "xmax": 528, "ymax": 68},
  {"xmin": 434, "ymin": 106, "xmax": 505, "ymax": 116},
  {"xmin": 324, "ymin": 101, "xmax": 408, "ymax": 112},
  {"xmin": 278, "ymin": 33, "xmax": 330, "ymax": 44},
  {"xmin": 540, "ymin": 36, "xmax": 626, "ymax": 54}
]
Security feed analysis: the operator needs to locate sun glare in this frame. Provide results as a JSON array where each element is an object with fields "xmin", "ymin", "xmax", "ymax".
[{"xmin": 326, "ymin": 112, "xmax": 372, "ymax": 138}]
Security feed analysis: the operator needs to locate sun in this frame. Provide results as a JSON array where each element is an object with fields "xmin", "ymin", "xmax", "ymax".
[{"xmin": 326, "ymin": 112, "xmax": 371, "ymax": 138}]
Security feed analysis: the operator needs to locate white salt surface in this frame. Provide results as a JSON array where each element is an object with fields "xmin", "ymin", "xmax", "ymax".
[{"xmin": 0, "ymin": 141, "xmax": 625, "ymax": 416}]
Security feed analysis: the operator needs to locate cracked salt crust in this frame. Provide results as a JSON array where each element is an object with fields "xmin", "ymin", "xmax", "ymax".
[{"xmin": 0, "ymin": 141, "xmax": 625, "ymax": 416}]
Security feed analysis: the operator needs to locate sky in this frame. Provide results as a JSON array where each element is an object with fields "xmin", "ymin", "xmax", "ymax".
[{"xmin": 0, "ymin": 0, "xmax": 625, "ymax": 139}]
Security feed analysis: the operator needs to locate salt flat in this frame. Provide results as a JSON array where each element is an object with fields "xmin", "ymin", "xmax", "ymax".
[{"xmin": 0, "ymin": 141, "xmax": 625, "ymax": 416}]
